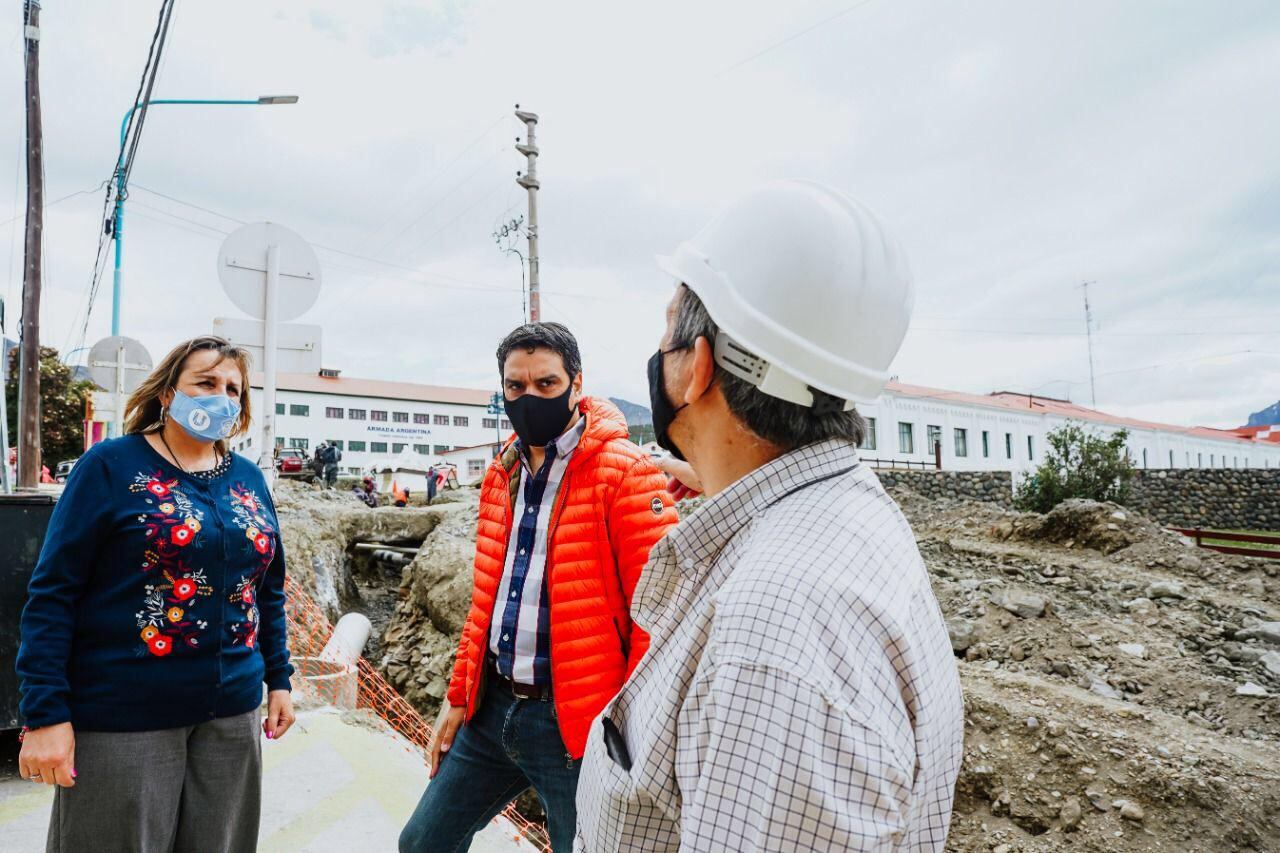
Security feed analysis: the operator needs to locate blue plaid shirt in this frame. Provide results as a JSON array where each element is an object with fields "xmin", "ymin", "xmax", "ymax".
[{"xmin": 489, "ymin": 417, "xmax": 586, "ymax": 686}]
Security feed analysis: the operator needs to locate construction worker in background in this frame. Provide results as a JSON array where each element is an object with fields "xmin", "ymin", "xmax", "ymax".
[
  {"xmin": 574, "ymin": 181, "xmax": 964, "ymax": 851},
  {"xmin": 311, "ymin": 442, "xmax": 326, "ymax": 486},
  {"xmin": 392, "ymin": 481, "xmax": 408, "ymax": 507},
  {"xmin": 353, "ymin": 475, "xmax": 378, "ymax": 508},
  {"xmin": 426, "ymin": 465, "xmax": 438, "ymax": 502},
  {"xmin": 400, "ymin": 322, "xmax": 677, "ymax": 853}
]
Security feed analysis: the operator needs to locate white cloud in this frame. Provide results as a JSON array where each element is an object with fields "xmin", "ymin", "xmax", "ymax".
[{"xmin": 2, "ymin": 0, "xmax": 1278, "ymax": 429}]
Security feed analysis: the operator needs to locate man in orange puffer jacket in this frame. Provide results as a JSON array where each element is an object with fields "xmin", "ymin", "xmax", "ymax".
[{"xmin": 400, "ymin": 322, "xmax": 678, "ymax": 853}]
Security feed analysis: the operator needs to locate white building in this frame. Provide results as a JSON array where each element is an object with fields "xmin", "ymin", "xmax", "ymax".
[
  {"xmin": 440, "ymin": 441, "xmax": 504, "ymax": 486},
  {"xmin": 858, "ymin": 381, "xmax": 1280, "ymax": 474},
  {"xmin": 235, "ymin": 370, "xmax": 510, "ymax": 475},
  {"xmin": 229, "ymin": 370, "xmax": 1280, "ymax": 480}
]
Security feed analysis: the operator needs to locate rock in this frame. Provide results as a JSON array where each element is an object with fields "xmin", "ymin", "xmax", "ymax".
[
  {"xmin": 1025, "ymin": 716, "xmax": 1039, "ymax": 730},
  {"xmin": 1110, "ymin": 510, "xmax": 1127, "ymax": 522},
  {"xmin": 1070, "ymin": 635, "xmax": 1093, "ymax": 648},
  {"xmin": 1010, "ymin": 644, "xmax": 1026, "ymax": 662},
  {"xmin": 947, "ymin": 619, "xmax": 978, "ymax": 654},
  {"xmin": 1090, "ymin": 679, "xmax": 1124, "ymax": 701},
  {"xmin": 1174, "ymin": 553, "xmax": 1202, "ymax": 573},
  {"xmin": 1235, "ymin": 622, "xmax": 1280, "ymax": 647},
  {"xmin": 1117, "ymin": 643, "xmax": 1147, "ymax": 659},
  {"xmin": 1086, "ymin": 788, "xmax": 1110, "ymax": 811},
  {"xmin": 1260, "ymin": 651, "xmax": 1280, "ymax": 678},
  {"xmin": 1243, "ymin": 576, "xmax": 1267, "ymax": 597},
  {"xmin": 1060, "ymin": 796, "xmax": 1084, "ymax": 831},
  {"xmin": 990, "ymin": 589, "xmax": 1049, "ymax": 619},
  {"xmin": 1145, "ymin": 580, "xmax": 1188, "ymax": 600},
  {"xmin": 1236, "ymin": 682, "xmax": 1269, "ymax": 697},
  {"xmin": 1124, "ymin": 597, "xmax": 1155, "ymax": 613},
  {"xmin": 1223, "ymin": 643, "xmax": 1265, "ymax": 664},
  {"xmin": 1119, "ymin": 801, "xmax": 1145, "ymax": 822}
]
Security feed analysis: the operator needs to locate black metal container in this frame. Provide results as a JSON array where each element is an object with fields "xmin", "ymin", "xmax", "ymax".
[{"xmin": 0, "ymin": 492, "xmax": 56, "ymax": 729}]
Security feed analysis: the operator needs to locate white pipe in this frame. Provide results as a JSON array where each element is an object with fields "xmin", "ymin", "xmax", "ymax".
[{"xmin": 318, "ymin": 612, "xmax": 372, "ymax": 666}]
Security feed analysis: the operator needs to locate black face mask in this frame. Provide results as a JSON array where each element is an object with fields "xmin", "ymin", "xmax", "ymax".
[
  {"xmin": 504, "ymin": 386, "xmax": 576, "ymax": 449},
  {"xmin": 647, "ymin": 348, "xmax": 689, "ymax": 461}
]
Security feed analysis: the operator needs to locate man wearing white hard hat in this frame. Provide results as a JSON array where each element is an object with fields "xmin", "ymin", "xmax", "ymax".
[{"xmin": 574, "ymin": 181, "xmax": 963, "ymax": 851}]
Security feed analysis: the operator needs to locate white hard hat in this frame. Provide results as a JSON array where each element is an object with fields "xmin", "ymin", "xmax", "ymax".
[{"xmin": 657, "ymin": 180, "xmax": 914, "ymax": 409}]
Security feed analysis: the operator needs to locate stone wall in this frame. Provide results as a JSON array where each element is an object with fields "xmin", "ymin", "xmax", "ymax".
[
  {"xmin": 1126, "ymin": 469, "xmax": 1280, "ymax": 530},
  {"xmin": 874, "ymin": 469, "xmax": 1013, "ymax": 507}
]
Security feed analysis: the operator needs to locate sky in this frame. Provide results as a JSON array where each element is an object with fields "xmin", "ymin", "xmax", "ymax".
[{"xmin": 1, "ymin": 0, "xmax": 1278, "ymax": 428}]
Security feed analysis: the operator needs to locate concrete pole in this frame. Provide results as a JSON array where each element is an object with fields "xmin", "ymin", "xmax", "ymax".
[
  {"xmin": 17, "ymin": 1, "xmax": 43, "ymax": 490},
  {"xmin": 515, "ymin": 108, "xmax": 540, "ymax": 323}
]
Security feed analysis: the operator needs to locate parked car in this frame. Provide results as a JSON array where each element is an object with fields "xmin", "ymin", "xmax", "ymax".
[
  {"xmin": 275, "ymin": 447, "xmax": 312, "ymax": 480},
  {"xmin": 54, "ymin": 458, "xmax": 78, "ymax": 483}
]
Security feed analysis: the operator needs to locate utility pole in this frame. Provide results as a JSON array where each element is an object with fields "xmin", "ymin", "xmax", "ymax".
[
  {"xmin": 1, "ymin": 298, "xmax": 11, "ymax": 494},
  {"xmin": 17, "ymin": 0, "xmax": 43, "ymax": 490},
  {"xmin": 1081, "ymin": 281, "xmax": 1097, "ymax": 408},
  {"xmin": 514, "ymin": 106, "xmax": 540, "ymax": 322}
]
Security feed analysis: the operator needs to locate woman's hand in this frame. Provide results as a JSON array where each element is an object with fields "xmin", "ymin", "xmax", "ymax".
[
  {"xmin": 264, "ymin": 690, "xmax": 295, "ymax": 740},
  {"xmin": 654, "ymin": 455, "xmax": 702, "ymax": 500},
  {"xmin": 19, "ymin": 722, "xmax": 75, "ymax": 787}
]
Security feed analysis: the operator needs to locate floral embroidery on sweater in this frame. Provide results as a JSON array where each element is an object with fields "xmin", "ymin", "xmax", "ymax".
[
  {"xmin": 130, "ymin": 472, "xmax": 212, "ymax": 657},
  {"xmin": 227, "ymin": 484, "xmax": 277, "ymax": 649}
]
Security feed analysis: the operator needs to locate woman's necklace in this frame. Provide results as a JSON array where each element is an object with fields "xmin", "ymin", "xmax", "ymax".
[{"xmin": 159, "ymin": 429, "xmax": 220, "ymax": 475}]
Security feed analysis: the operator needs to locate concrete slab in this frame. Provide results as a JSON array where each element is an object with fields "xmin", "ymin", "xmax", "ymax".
[{"xmin": 0, "ymin": 709, "xmax": 539, "ymax": 852}]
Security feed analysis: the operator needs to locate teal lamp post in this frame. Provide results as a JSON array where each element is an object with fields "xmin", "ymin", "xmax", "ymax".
[{"xmin": 109, "ymin": 96, "xmax": 299, "ymax": 337}]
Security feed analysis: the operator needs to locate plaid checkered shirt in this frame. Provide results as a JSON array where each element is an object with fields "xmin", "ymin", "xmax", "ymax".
[
  {"xmin": 488, "ymin": 416, "xmax": 587, "ymax": 685},
  {"xmin": 574, "ymin": 438, "xmax": 964, "ymax": 851}
]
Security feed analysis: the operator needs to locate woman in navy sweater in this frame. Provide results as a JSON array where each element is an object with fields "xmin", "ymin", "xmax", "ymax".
[{"xmin": 16, "ymin": 335, "xmax": 294, "ymax": 853}]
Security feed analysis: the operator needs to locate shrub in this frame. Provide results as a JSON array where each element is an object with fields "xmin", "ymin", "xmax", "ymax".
[{"xmin": 1014, "ymin": 423, "xmax": 1135, "ymax": 513}]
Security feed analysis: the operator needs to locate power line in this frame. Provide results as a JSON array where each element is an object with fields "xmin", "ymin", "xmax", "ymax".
[
  {"xmin": 373, "ymin": 145, "xmax": 507, "ymax": 257},
  {"xmin": 716, "ymin": 0, "xmax": 877, "ymax": 76},
  {"xmin": 129, "ymin": 199, "xmax": 232, "ymax": 235},
  {"xmin": 364, "ymin": 113, "xmax": 507, "ymax": 246},
  {"xmin": 0, "ymin": 183, "xmax": 104, "ymax": 229},
  {"xmin": 118, "ymin": 0, "xmax": 177, "ymax": 191},
  {"xmin": 132, "ymin": 183, "xmax": 246, "ymax": 223},
  {"xmin": 71, "ymin": 0, "xmax": 178, "ymax": 361},
  {"xmin": 1047, "ymin": 349, "xmax": 1280, "ymax": 387}
]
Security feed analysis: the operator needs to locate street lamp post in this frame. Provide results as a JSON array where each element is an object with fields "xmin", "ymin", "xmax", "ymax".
[{"xmin": 109, "ymin": 96, "xmax": 299, "ymax": 338}]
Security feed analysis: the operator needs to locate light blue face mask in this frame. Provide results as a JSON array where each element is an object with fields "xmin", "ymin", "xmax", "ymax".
[{"xmin": 168, "ymin": 389, "xmax": 241, "ymax": 442}]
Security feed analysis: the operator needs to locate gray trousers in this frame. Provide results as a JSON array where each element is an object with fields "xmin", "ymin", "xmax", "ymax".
[{"xmin": 47, "ymin": 709, "xmax": 261, "ymax": 853}]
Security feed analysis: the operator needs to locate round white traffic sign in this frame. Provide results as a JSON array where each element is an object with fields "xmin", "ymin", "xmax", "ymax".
[
  {"xmin": 87, "ymin": 335, "xmax": 152, "ymax": 395},
  {"xmin": 217, "ymin": 222, "xmax": 321, "ymax": 322}
]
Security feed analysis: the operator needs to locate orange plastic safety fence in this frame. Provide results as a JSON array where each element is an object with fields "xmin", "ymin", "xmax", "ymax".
[{"xmin": 284, "ymin": 575, "xmax": 551, "ymax": 852}]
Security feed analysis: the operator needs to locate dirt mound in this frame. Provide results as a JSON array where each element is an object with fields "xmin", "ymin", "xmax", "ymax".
[{"xmin": 997, "ymin": 499, "xmax": 1164, "ymax": 555}]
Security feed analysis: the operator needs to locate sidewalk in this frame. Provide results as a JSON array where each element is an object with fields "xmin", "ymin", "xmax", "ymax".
[{"xmin": 0, "ymin": 708, "xmax": 537, "ymax": 852}]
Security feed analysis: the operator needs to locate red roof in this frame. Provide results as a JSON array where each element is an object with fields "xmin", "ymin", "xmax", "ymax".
[
  {"xmin": 249, "ymin": 372, "xmax": 492, "ymax": 406},
  {"xmin": 1233, "ymin": 425, "xmax": 1280, "ymax": 443},
  {"xmin": 882, "ymin": 381, "xmax": 1264, "ymax": 447}
]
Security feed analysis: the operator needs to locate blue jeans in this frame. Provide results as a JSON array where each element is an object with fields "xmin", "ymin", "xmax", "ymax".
[{"xmin": 399, "ymin": 676, "xmax": 580, "ymax": 853}]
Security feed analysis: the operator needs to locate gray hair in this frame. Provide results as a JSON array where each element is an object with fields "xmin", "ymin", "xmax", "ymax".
[{"xmin": 670, "ymin": 285, "xmax": 865, "ymax": 451}]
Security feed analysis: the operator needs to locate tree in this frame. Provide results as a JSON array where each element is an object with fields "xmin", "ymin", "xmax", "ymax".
[
  {"xmin": 1014, "ymin": 423, "xmax": 1135, "ymax": 514},
  {"xmin": 5, "ymin": 346, "xmax": 95, "ymax": 467},
  {"xmin": 628, "ymin": 424, "xmax": 656, "ymax": 446}
]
